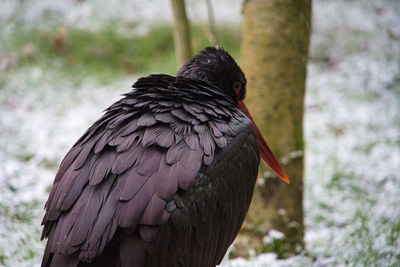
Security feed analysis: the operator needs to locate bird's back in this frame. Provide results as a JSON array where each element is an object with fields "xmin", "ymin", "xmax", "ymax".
[{"xmin": 41, "ymin": 74, "xmax": 260, "ymax": 267}]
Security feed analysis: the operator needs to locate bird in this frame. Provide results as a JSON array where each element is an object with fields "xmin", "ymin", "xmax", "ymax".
[{"xmin": 41, "ymin": 47, "xmax": 289, "ymax": 267}]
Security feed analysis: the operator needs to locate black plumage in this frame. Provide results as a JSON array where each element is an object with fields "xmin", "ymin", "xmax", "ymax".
[{"xmin": 41, "ymin": 47, "xmax": 286, "ymax": 267}]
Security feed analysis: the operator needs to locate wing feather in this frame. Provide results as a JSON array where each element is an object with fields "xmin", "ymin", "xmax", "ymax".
[
  {"xmin": 58, "ymin": 162, "xmax": 91, "ymax": 211},
  {"xmin": 41, "ymin": 74, "xmax": 249, "ymax": 267},
  {"xmin": 140, "ymin": 194, "xmax": 166, "ymax": 225},
  {"xmin": 74, "ymin": 139, "xmax": 97, "ymax": 170},
  {"xmin": 155, "ymin": 155, "xmax": 179, "ymax": 200},
  {"xmin": 118, "ymin": 173, "xmax": 156, "ymax": 229},
  {"xmin": 141, "ymin": 116, "xmax": 259, "ymax": 267},
  {"xmin": 88, "ymin": 149, "xmax": 117, "ymax": 185},
  {"xmin": 176, "ymin": 148, "xmax": 203, "ymax": 190},
  {"xmin": 111, "ymin": 142, "xmax": 144, "ymax": 175},
  {"xmin": 119, "ymin": 168, "xmax": 150, "ymax": 201}
]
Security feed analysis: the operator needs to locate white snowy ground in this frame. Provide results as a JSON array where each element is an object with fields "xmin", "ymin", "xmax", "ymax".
[{"xmin": 1, "ymin": 0, "xmax": 400, "ymax": 266}]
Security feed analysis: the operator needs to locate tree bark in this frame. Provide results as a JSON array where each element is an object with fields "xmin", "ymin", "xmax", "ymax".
[
  {"xmin": 170, "ymin": 0, "xmax": 192, "ymax": 67},
  {"xmin": 237, "ymin": 0, "xmax": 312, "ymax": 257}
]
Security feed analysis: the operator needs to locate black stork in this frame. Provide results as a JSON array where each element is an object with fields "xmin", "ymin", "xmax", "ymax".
[{"xmin": 41, "ymin": 47, "xmax": 289, "ymax": 267}]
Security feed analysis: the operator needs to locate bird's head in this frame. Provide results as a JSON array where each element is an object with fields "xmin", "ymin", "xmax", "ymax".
[
  {"xmin": 177, "ymin": 47, "xmax": 247, "ymax": 103},
  {"xmin": 178, "ymin": 47, "xmax": 290, "ymax": 184}
]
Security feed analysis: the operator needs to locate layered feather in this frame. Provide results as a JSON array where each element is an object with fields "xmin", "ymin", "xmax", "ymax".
[{"xmin": 41, "ymin": 74, "xmax": 250, "ymax": 267}]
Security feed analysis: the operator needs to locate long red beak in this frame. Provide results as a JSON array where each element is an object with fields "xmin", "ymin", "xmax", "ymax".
[{"xmin": 238, "ymin": 101, "xmax": 290, "ymax": 184}]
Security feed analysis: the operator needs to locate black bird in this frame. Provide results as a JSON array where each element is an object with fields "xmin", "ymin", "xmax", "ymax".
[{"xmin": 41, "ymin": 47, "xmax": 289, "ymax": 267}]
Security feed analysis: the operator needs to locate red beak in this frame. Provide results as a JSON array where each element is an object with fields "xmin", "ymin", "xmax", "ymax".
[{"xmin": 238, "ymin": 101, "xmax": 290, "ymax": 184}]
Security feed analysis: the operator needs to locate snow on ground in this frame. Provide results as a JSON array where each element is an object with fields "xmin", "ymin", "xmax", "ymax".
[
  {"xmin": 304, "ymin": 1, "xmax": 400, "ymax": 265},
  {"xmin": 0, "ymin": 0, "xmax": 243, "ymax": 34},
  {"xmin": 0, "ymin": 69, "xmax": 131, "ymax": 266},
  {"xmin": 1, "ymin": 0, "xmax": 400, "ymax": 266}
]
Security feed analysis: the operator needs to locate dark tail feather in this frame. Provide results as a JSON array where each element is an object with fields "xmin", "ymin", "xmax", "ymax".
[
  {"xmin": 119, "ymin": 233, "xmax": 146, "ymax": 267},
  {"xmin": 41, "ymin": 223, "xmax": 56, "ymax": 267},
  {"xmin": 49, "ymin": 254, "xmax": 79, "ymax": 267},
  {"xmin": 78, "ymin": 244, "xmax": 120, "ymax": 267}
]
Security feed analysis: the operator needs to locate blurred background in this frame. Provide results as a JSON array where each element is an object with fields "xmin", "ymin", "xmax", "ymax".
[{"xmin": 0, "ymin": 0, "xmax": 399, "ymax": 266}]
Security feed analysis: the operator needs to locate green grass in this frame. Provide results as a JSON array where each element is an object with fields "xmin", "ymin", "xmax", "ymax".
[{"xmin": 1, "ymin": 23, "xmax": 242, "ymax": 83}]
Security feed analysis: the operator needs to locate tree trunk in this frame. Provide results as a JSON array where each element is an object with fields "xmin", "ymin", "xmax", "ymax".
[
  {"xmin": 205, "ymin": 0, "xmax": 219, "ymax": 46},
  {"xmin": 237, "ymin": 0, "xmax": 312, "ymax": 258},
  {"xmin": 170, "ymin": 0, "xmax": 192, "ymax": 67}
]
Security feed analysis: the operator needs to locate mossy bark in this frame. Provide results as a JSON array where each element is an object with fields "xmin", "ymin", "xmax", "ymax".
[
  {"xmin": 237, "ymin": 0, "xmax": 312, "ymax": 257},
  {"xmin": 170, "ymin": 0, "xmax": 192, "ymax": 67}
]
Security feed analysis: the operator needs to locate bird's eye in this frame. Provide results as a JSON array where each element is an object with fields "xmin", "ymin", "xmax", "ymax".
[{"xmin": 233, "ymin": 81, "xmax": 242, "ymax": 97}]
